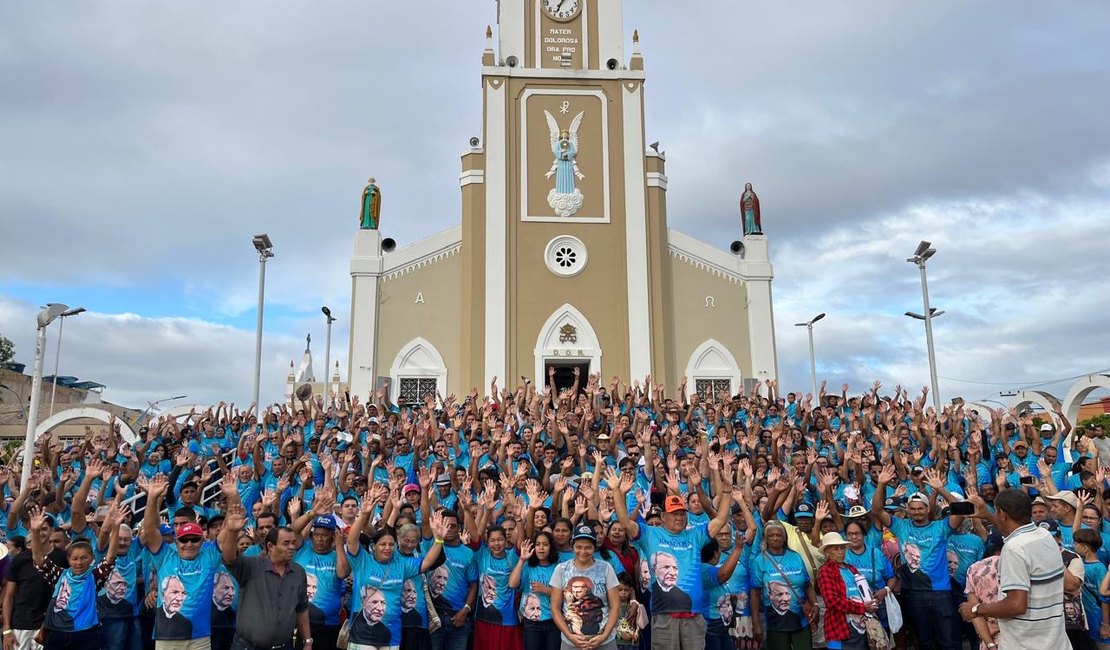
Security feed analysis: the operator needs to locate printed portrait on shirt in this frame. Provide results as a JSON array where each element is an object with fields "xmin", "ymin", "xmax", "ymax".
[
  {"xmin": 356, "ymin": 586, "xmax": 390, "ymax": 646},
  {"xmin": 161, "ymin": 576, "xmax": 187, "ymax": 618},
  {"xmin": 650, "ymin": 551, "xmax": 693, "ymax": 612},
  {"xmin": 638, "ymin": 558, "xmax": 651, "ymax": 592},
  {"xmin": 402, "ymin": 580, "xmax": 418, "ymax": 613},
  {"xmin": 55, "ymin": 579, "xmax": 72, "ymax": 611},
  {"xmin": 902, "ymin": 542, "xmax": 922, "ymax": 574},
  {"xmin": 104, "ymin": 569, "xmax": 128, "ymax": 605},
  {"xmin": 947, "ymin": 549, "xmax": 959, "ymax": 578},
  {"xmin": 429, "ymin": 564, "xmax": 449, "ymax": 598},
  {"xmin": 715, "ymin": 594, "xmax": 733, "ymax": 625},
  {"xmin": 480, "ymin": 574, "xmax": 498, "ymax": 610},
  {"xmin": 768, "ymin": 580, "xmax": 792, "ymax": 616},
  {"xmin": 563, "ymin": 576, "xmax": 604, "ymax": 636},
  {"xmin": 213, "ymin": 572, "xmax": 235, "ymax": 611},
  {"xmin": 522, "ymin": 593, "xmax": 543, "ymax": 621}
]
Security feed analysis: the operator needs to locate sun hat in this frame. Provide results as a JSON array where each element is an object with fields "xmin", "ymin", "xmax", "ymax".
[{"xmin": 818, "ymin": 532, "xmax": 850, "ymax": 552}]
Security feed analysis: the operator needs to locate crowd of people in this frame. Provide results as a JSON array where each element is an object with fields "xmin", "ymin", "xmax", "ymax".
[{"xmin": 0, "ymin": 370, "xmax": 1107, "ymax": 650}]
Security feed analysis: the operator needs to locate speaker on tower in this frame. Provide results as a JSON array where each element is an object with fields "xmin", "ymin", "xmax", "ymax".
[
  {"xmin": 382, "ymin": 238, "xmax": 397, "ymax": 253},
  {"xmin": 606, "ymin": 58, "xmax": 619, "ymax": 70},
  {"xmin": 730, "ymin": 241, "xmax": 744, "ymax": 255},
  {"xmin": 506, "ymin": 55, "xmax": 519, "ymax": 68}
]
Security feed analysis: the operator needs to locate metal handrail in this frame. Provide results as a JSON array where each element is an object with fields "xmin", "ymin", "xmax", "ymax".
[{"xmin": 126, "ymin": 448, "xmax": 238, "ymax": 524}]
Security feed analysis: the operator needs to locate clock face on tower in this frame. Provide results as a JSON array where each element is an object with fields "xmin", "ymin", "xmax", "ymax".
[{"xmin": 542, "ymin": 0, "xmax": 582, "ymax": 22}]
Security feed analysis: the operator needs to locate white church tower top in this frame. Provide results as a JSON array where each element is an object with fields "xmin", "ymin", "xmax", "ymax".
[{"xmin": 495, "ymin": 0, "xmax": 627, "ymax": 72}]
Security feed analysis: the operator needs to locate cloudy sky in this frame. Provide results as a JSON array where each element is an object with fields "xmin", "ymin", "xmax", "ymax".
[{"xmin": 2, "ymin": 1, "xmax": 1108, "ymax": 411}]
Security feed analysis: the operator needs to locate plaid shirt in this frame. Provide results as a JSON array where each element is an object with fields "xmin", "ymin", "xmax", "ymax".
[{"xmin": 816, "ymin": 561, "xmax": 868, "ymax": 642}]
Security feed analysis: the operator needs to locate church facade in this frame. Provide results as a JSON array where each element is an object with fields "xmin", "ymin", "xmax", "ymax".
[{"xmin": 348, "ymin": 1, "xmax": 778, "ymax": 403}]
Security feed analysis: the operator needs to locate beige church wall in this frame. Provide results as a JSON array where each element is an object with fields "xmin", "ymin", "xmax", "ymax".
[
  {"xmin": 459, "ymin": 151, "xmax": 487, "ymax": 392},
  {"xmin": 377, "ymin": 254, "xmax": 464, "ymax": 396},
  {"xmin": 645, "ymin": 181, "xmax": 676, "ymax": 385},
  {"xmin": 522, "ymin": 91, "xmax": 609, "ymax": 220},
  {"xmin": 668, "ymin": 256, "xmax": 753, "ymax": 390}
]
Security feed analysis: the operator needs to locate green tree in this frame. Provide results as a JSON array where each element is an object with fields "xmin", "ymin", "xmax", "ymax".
[
  {"xmin": 1080, "ymin": 413, "xmax": 1110, "ymax": 431},
  {"xmin": 0, "ymin": 334, "xmax": 13, "ymax": 365}
]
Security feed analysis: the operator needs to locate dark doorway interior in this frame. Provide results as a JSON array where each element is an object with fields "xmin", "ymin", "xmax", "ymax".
[{"xmin": 544, "ymin": 361, "xmax": 590, "ymax": 394}]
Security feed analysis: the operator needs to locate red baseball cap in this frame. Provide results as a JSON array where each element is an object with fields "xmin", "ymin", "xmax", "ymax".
[
  {"xmin": 176, "ymin": 523, "xmax": 204, "ymax": 539},
  {"xmin": 664, "ymin": 495, "xmax": 687, "ymax": 513}
]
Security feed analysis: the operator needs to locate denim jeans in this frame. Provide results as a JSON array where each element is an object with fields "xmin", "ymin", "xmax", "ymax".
[
  {"xmin": 429, "ymin": 618, "xmax": 471, "ymax": 650},
  {"xmin": 906, "ymin": 590, "xmax": 959, "ymax": 650},
  {"xmin": 102, "ymin": 617, "xmax": 142, "ymax": 650}
]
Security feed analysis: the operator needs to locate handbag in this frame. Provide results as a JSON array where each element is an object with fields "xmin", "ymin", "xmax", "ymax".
[{"xmin": 336, "ymin": 616, "xmax": 352, "ymax": 649}]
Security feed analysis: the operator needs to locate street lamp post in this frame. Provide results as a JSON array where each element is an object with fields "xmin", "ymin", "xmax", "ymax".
[
  {"xmin": 252, "ymin": 234, "xmax": 274, "ymax": 409},
  {"xmin": 22, "ymin": 304, "xmax": 70, "ymax": 488},
  {"xmin": 135, "ymin": 395, "xmax": 188, "ymax": 429},
  {"xmin": 793, "ymin": 313, "xmax": 825, "ymax": 401},
  {"xmin": 907, "ymin": 241, "xmax": 941, "ymax": 411},
  {"xmin": 48, "ymin": 306, "xmax": 85, "ymax": 416},
  {"xmin": 321, "ymin": 306, "xmax": 336, "ymax": 406}
]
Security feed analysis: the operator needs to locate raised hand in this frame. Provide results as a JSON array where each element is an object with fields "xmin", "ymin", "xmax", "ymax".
[
  {"xmin": 519, "ymin": 538, "xmax": 534, "ymax": 560},
  {"xmin": 225, "ymin": 503, "xmax": 248, "ymax": 533}
]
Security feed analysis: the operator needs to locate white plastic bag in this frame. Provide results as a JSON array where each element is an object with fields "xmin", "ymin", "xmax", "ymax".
[{"xmin": 885, "ymin": 592, "xmax": 903, "ymax": 634}]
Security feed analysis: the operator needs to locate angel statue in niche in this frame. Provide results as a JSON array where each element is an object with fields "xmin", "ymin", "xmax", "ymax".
[{"xmin": 544, "ymin": 109, "xmax": 586, "ymax": 217}]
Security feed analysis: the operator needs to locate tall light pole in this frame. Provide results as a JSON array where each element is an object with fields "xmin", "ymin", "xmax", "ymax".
[
  {"xmin": 907, "ymin": 241, "xmax": 941, "ymax": 411},
  {"xmin": 48, "ymin": 306, "xmax": 85, "ymax": 416},
  {"xmin": 23, "ymin": 303, "xmax": 70, "ymax": 487},
  {"xmin": 794, "ymin": 313, "xmax": 825, "ymax": 401},
  {"xmin": 252, "ymin": 234, "xmax": 274, "ymax": 409},
  {"xmin": 321, "ymin": 306, "xmax": 336, "ymax": 405}
]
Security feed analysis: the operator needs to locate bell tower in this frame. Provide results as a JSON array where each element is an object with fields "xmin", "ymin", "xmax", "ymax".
[{"xmin": 459, "ymin": 0, "xmax": 668, "ymax": 391}]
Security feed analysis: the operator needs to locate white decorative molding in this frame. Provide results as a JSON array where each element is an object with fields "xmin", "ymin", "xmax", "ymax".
[
  {"xmin": 459, "ymin": 170, "xmax": 485, "ymax": 187},
  {"xmin": 667, "ymin": 229, "xmax": 777, "ymax": 284},
  {"xmin": 521, "ymin": 89, "xmax": 610, "ymax": 223},
  {"xmin": 646, "ymin": 172, "xmax": 668, "ymax": 190},
  {"xmin": 497, "ymin": 0, "xmax": 525, "ymax": 69},
  {"xmin": 683, "ymin": 339, "xmax": 742, "ymax": 397},
  {"xmin": 485, "ymin": 76, "xmax": 508, "ymax": 386},
  {"xmin": 36, "ymin": 407, "xmax": 138, "ymax": 444},
  {"xmin": 623, "ymin": 81, "xmax": 652, "ymax": 380},
  {"xmin": 534, "ymin": 303, "xmax": 602, "ymax": 383},
  {"xmin": 544, "ymin": 235, "xmax": 588, "ymax": 277},
  {"xmin": 389, "ymin": 337, "xmax": 448, "ymax": 403},
  {"xmin": 380, "ymin": 226, "xmax": 463, "ymax": 281},
  {"xmin": 596, "ymin": 0, "xmax": 624, "ymax": 68},
  {"xmin": 485, "ymin": 67, "xmax": 646, "ymax": 81}
]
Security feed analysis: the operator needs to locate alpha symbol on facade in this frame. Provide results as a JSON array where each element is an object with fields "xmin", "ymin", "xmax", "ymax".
[
  {"xmin": 705, "ymin": 296, "xmax": 716, "ymax": 308},
  {"xmin": 559, "ymin": 323, "xmax": 578, "ymax": 343},
  {"xmin": 415, "ymin": 292, "xmax": 425, "ymax": 304}
]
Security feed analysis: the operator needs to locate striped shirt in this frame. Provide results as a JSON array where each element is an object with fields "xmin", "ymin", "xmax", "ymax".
[{"xmin": 996, "ymin": 523, "xmax": 1068, "ymax": 650}]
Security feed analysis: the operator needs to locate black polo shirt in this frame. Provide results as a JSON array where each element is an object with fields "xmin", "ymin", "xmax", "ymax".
[{"xmin": 227, "ymin": 555, "xmax": 308, "ymax": 647}]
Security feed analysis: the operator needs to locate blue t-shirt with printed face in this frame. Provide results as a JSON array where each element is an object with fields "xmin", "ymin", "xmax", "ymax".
[
  {"xmin": 519, "ymin": 562, "xmax": 557, "ymax": 623},
  {"xmin": 751, "ymin": 549, "xmax": 810, "ymax": 632},
  {"xmin": 428, "ymin": 541, "xmax": 476, "ymax": 615},
  {"xmin": 294, "ymin": 545, "xmax": 344, "ymax": 626},
  {"xmin": 889, "ymin": 518, "xmax": 954, "ymax": 591},
  {"xmin": 474, "ymin": 545, "xmax": 521, "ymax": 626},
  {"xmin": 45, "ymin": 566, "xmax": 101, "ymax": 632},
  {"xmin": 838, "ymin": 565, "xmax": 869, "ymax": 638},
  {"xmin": 844, "ymin": 545, "xmax": 894, "ymax": 594},
  {"xmin": 346, "ymin": 548, "xmax": 424, "ymax": 647},
  {"xmin": 97, "ymin": 543, "xmax": 141, "ymax": 618},
  {"xmin": 632, "ymin": 522, "xmax": 711, "ymax": 615},
  {"xmin": 703, "ymin": 544, "xmax": 750, "ymax": 627},
  {"xmin": 947, "ymin": 532, "xmax": 985, "ymax": 587},
  {"xmin": 150, "ymin": 541, "xmax": 223, "ymax": 639}
]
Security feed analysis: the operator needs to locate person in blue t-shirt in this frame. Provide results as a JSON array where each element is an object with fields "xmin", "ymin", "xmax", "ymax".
[
  {"xmin": 345, "ymin": 494, "xmax": 448, "ymax": 649},
  {"xmin": 509, "ymin": 531, "xmax": 559, "ymax": 649},
  {"xmin": 289, "ymin": 489, "xmax": 350, "ymax": 650},
  {"xmin": 871, "ymin": 465, "xmax": 967, "ymax": 650},
  {"xmin": 608, "ymin": 465, "xmax": 734, "ymax": 645},
  {"xmin": 30, "ymin": 503, "xmax": 125, "ymax": 648},
  {"xmin": 136, "ymin": 474, "xmax": 233, "ymax": 643},
  {"xmin": 751, "ymin": 520, "xmax": 817, "ymax": 647}
]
